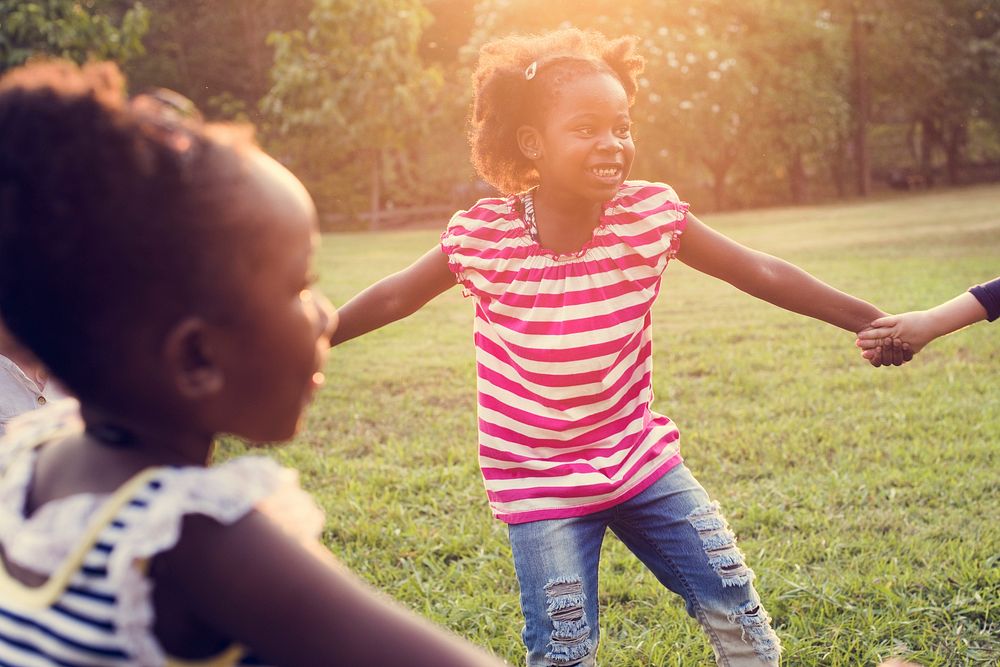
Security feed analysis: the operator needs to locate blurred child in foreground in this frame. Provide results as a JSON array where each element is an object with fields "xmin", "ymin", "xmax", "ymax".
[{"xmin": 0, "ymin": 60, "xmax": 504, "ymax": 667}]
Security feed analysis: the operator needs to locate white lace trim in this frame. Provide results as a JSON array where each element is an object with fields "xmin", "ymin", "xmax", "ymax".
[
  {"xmin": 0, "ymin": 418, "xmax": 324, "ymax": 666},
  {"xmin": 0, "ymin": 400, "xmax": 94, "ymax": 575},
  {"xmin": 109, "ymin": 457, "xmax": 324, "ymax": 665}
]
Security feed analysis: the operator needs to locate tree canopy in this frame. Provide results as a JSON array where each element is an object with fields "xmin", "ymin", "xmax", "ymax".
[{"xmin": 4, "ymin": 0, "xmax": 999, "ymax": 226}]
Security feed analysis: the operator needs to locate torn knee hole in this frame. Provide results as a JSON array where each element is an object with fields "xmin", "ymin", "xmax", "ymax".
[
  {"xmin": 728, "ymin": 600, "xmax": 782, "ymax": 661},
  {"xmin": 543, "ymin": 577, "xmax": 594, "ymax": 665},
  {"xmin": 687, "ymin": 502, "xmax": 756, "ymax": 587}
]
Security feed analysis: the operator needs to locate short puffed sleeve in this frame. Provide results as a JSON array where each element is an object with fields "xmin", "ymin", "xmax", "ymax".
[
  {"xmin": 605, "ymin": 181, "xmax": 689, "ymax": 267},
  {"xmin": 112, "ymin": 457, "xmax": 325, "ymax": 664},
  {"xmin": 439, "ymin": 196, "xmax": 532, "ymax": 299}
]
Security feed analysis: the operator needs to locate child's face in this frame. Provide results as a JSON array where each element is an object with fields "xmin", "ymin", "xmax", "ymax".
[
  {"xmin": 533, "ymin": 71, "xmax": 635, "ymax": 203},
  {"xmin": 215, "ymin": 150, "xmax": 337, "ymax": 443}
]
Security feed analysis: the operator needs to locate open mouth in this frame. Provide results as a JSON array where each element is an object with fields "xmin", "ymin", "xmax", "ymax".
[{"xmin": 591, "ymin": 165, "xmax": 622, "ymax": 179}]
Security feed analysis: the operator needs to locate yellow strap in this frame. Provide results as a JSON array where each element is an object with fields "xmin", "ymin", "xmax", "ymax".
[
  {"xmin": 165, "ymin": 644, "xmax": 247, "ymax": 667},
  {"xmin": 0, "ymin": 467, "xmax": 163, "ymax": 608}
]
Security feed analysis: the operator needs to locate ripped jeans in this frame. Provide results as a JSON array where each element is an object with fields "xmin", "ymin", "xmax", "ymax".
[{"xmin": 507, "ymin": 463, "xmax": 780, "ymax": 667}]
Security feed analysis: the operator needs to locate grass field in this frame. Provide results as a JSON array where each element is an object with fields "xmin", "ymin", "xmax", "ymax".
[{"xmin": 224, "ymin": 185, "xmax": 999, "ymax": 666}]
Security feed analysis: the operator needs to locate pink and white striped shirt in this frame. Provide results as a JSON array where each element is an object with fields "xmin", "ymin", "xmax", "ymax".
[{"xmin": 440, "ymin": 181, "xmax": 689, "ymax": 524}]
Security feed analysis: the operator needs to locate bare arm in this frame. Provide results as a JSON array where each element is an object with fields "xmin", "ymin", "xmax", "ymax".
[
  {"xmin": 856, "ymin": 291, "xmax": 989, "ymax": 356},
  {"xmin": 676, "ymin": 213, "xmax": 887, "ymax": 333},
  {"xmin": 331, "ymin": 246, "xmax": 456, "ymax": 346},
  {"xmin": 153, "ymin": 511, "xmax": 505, "ymax": 667}
]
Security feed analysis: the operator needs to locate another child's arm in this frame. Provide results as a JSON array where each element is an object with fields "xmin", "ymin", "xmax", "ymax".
[
  {"xmin": 675, "ymin": 214, "xmax": 910, "ymax": 365},
  {"xmin": 855, "ymin": 278, "xmax": 996, "ymax": 360},
  {"xmin": 331, "ymin": 247, "xmax": 455, "ymax": 345},
  {"xmin": 153, "ymin": 510, "xmax": 505, "ymax": 666}
]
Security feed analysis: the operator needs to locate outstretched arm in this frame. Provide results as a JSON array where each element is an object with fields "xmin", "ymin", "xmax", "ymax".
[
  {"xmin": 675, "ymin": 214, "xmax": 909, "ymax": 365},
  {"xmin": 331, "ymin": 246, "xmax": 456, "ymax": 346},
  {"xmin": 677, "ymin": 214, "xmax": 883, "ymax": 331}
]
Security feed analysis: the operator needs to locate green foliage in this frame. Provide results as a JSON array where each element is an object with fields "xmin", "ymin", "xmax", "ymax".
[
  {"xmin": 0, "ymin": 0, "xmax": 149, "ymax": 71},
  {"xmin": 221, "ymin": 184, "xmax": 1000, "ymax": 665},
  {"xmin": 262, "ymin": 0, "xmax": 445, "ymax": 219},
  {"xmin": 464, "ymin": 0, "xmax": 856, "ymax": 209},
  {"xmin": 121, "ymin": 0, "xmax": 311, "ymax": 120},
  {"xmin": 8, "ymin": 0, "xmax": 999, "ymax": 221}
]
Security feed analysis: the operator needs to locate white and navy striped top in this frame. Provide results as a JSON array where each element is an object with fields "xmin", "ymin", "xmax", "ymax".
[
  {"xmin": 0, "ymin": 400, "xmax": 322, "ymax": 666},
  {"xmin": 440, "ymin": 180, "xmax": 689, "ymax": 524}
]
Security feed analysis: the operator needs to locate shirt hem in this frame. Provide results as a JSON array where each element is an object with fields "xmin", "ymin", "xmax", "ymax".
[{"xmin": 491, "ymin": 453, "xmax": 683, "ymax": 525}]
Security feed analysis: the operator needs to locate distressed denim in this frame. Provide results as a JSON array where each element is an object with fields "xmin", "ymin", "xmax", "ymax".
[{"xmin": 507, "ymin": 463, "xmax": 780, "ymax": 667}]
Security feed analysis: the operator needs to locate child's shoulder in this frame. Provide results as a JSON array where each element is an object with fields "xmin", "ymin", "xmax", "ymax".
[
  {"xmin": 448, "ymin": 195, "xmax": 515, "ymax": 228},
  {"xmin": 613, "ymin": 180, "xmax": 686, "ymax": 210},
  {"xmin": 0, "ymin": 398, "xmax": 81, "ymax": 468},
  {"xmin": 115, "ymin": 456, "xmax": 325, "ymax": 564},
  {"xmin": 442, "ymin": 194, "xmax": 526, "ymax": 250}
]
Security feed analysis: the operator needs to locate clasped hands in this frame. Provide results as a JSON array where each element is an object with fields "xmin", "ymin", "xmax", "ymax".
[{"xmin": 855, "ymin": 311, "xmax": 933, "ymax": 367}]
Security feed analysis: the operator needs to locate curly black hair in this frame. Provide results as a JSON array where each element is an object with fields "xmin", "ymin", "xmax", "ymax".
[
  {"xmin": 469, "ymin": 28, "xmax": 645, "ymax": 195},
  {"xmin": 0, "ymin": 60, "xmax": 256, "ymax": 405}
]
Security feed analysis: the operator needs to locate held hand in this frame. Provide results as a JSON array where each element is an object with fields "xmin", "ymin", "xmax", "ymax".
[
  {"xmin": 855, "ymin": 329, "xmax": 912, "ymax": 366},
  {"xmin": 855, "ymin": 311, "xmax": 935, "ymax": 366}
]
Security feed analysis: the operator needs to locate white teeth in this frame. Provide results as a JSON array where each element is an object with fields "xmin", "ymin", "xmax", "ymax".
[{"xmin": 593, "ymin": 167, "xmax": 619, "ymax": 178}]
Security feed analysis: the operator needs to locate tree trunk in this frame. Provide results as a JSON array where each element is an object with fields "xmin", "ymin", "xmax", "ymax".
[
  {"xmin": 850, "ymin": 7, "xmax": 872, "ymax": 197},
  {"xmin": 788, "ymin": 150, "xmax": 807, "ymax": 204},
  {"xmin": 944, "ymin": 122, "xmax": 966, "ymax": 186},
  {"xmin": 370, "ymin": 149, "xmax": 381, "ymax": 231},
  {"xmin": 830, "ymin": 138, "xmax": 848, "ymax": 198},
  {"xmin": 703, "ymin": 143, "xmax": 737, "ymax": 211},
  {"xmin": 919, "ymin": 117, "xmax": 937, "ymax": 185}
]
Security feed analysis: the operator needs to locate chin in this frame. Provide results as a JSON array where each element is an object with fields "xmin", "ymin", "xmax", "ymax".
[{"xmin": 245, "ymin": 419, "xmax": 301, "ymax": 445}]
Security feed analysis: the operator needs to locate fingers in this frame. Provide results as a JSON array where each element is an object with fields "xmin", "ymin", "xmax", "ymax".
[
  {"xmin": 859, "ymin": 334, "xmax": 914, "ymax": 367},
  {"xmin": 868, "ymin": 315, "xmax": 900, "ymax": 329},
  {"xmin": 857, "ymin": 325, "xmax": 897, "ymax": 340},
  {"xmin": 901, "ymin": 346, "xmax": 914, "ymax": 363},
  {"xmin": 867, "ymin": 344, "xmax": 883, "ymax": 367},
  {"xmin": 856, "ymin": 337, "xmax": 883, "ymax": 350},
  {"xmin": 890, "ymin": 339, "xmax": 904, "ymax": 366}
]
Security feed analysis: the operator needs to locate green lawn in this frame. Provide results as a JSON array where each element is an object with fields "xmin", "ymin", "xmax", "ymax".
[{"xmin": 225, "ymin": 185, "xmax": 999, "ymax": 666}]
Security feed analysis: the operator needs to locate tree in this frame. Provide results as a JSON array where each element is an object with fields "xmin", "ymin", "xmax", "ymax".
[
  {"xmin": 0, "ymin": 0, "xmax": 149, "ymax": 72},
  {"xmin": 262, "ymin": 0, "xmax": 442, "ymax": 228},
  {"xmin": 122, "ymin": 0, "xmax": 312, "ymax": 121},
  {"xmin": 464, "ymin": 0, "xmax": 852, "ymax": 210},
  {"xmin": 880, "ymin": 0, "xmax": 1000, "ymax": 185}
]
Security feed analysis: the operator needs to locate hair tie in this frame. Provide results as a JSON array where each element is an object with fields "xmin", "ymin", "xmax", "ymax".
[{"xmin": 524, "ymin": 61, "xmax": 538, "ymax": 80}]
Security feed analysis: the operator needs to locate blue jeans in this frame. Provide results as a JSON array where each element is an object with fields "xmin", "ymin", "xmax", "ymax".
[{"xmin": 507, "ymin": 463, "xmax": 781, "ymax": 667}]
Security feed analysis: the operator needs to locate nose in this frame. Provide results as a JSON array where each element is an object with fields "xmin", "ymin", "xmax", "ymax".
[{"xmin": 596, "ymin": 130, "xmax": 623, "ymax": 154}]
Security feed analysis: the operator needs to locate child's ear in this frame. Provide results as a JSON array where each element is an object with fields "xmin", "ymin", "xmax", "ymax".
[
  {"xmin": 163, "ymin": 317, "xmax": 224, "ymax": 399},
  {"xmin": 516, "ymin": 125, "xmax": 543, "ymax": 161}
]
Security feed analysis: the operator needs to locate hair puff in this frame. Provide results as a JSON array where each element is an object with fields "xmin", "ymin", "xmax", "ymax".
[
  {"xmin": 0, "ymin": 60, "xmax": 255, "ymax": 405},
  {"xmin": 469, "ymin": 28, "xmax": 644, "ymax": 195}
]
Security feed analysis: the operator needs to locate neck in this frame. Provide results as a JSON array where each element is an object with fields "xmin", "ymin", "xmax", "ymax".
[
  {"xmin": 532, "ymin": 186, "xmax": 603, "ymax": 227},
  {"xmin": 80, "ymin": 403, "xmax": 215, "ymax": 466}
]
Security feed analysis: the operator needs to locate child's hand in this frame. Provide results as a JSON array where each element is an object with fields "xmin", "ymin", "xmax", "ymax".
[
  {"xmin": 856, "ymin": 312, "xmax": 930, "ymax": 366},
  {"xmin": 857, "ymin": 310, "xmax": 937, "ymax": 360},
  {"xmin": 856, "ymin": 333, "xmax": 912, "ymax": 366}
]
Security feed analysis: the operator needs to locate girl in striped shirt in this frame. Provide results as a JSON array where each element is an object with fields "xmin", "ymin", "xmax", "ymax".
[
  {"xmin": 333, "ymin": 29, "xmax": 905, "ymax": 666},
  {"xmin": 0, "ymin": 60, "xmax": 505, "ymax": 667}
]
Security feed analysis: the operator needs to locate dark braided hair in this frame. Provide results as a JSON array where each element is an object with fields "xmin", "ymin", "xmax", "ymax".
[
  {"xmin": 469, "ymin": 28, "xmax": 644, "ymax": 195},
  {"xmin": 0, "ymin": 60, "xmax": 256, "ymax": 405}
]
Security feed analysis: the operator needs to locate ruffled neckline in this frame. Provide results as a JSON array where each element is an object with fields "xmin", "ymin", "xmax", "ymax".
[{"xmin": 512, "ymin": 189, "xmax": 618, "ymax": 262}]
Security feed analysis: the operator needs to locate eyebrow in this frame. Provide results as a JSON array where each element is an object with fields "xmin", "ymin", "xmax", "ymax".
[{"xmin": 564, "ymin": 112, "xmax": 631, "ymax": 123}]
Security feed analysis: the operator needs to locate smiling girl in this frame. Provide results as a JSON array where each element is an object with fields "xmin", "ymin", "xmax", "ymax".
[{"xmin": 332, "ymin": 29, "xmax": 904, "ymax": 666}]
